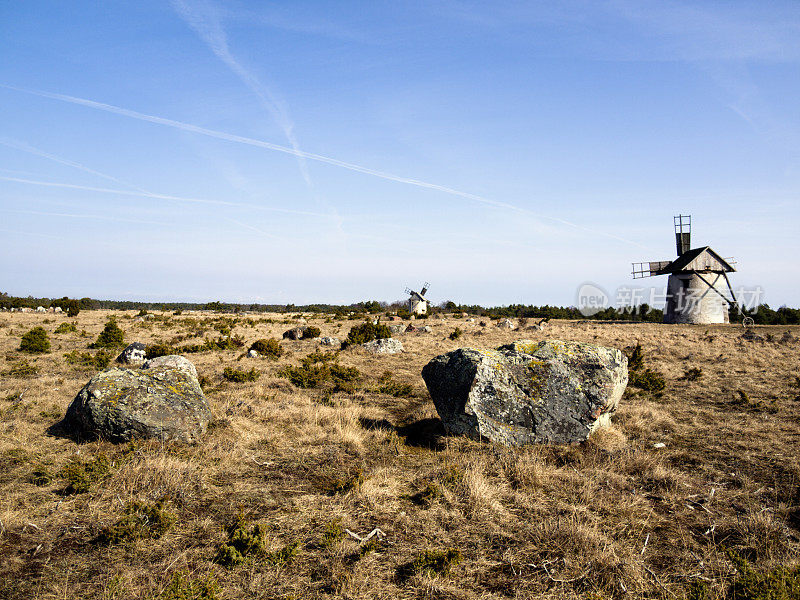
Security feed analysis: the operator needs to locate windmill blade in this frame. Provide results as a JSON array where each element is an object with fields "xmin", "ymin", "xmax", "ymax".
[
  {"xmin": 420, "ymin": 282, "xmax": 430, "ymax": 296},
  {"xmin": 632, "ymin": 261, "xmax": 671, "ymax": 279},
  {"xmin": 405, "ymin": 287, "xmax": 413, "ymax": 295}
]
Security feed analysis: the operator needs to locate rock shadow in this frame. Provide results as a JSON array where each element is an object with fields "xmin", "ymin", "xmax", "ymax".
[{"xmin": 396, "ymin": 418, "xmax": 446, "ymax": 450}]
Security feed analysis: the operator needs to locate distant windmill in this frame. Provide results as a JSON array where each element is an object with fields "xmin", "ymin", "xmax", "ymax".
[
  {"xmin": 405, "ymin": 282, "xmax": 430, "ymax": 315},
  {"xmin": 631, "ymin": 215, "xmax": 739, "ymax": 324}
]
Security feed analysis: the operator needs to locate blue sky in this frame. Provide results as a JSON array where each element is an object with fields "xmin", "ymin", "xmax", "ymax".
[{"xmin": 1, "ymin": 1, "xmax": 798, "ymax": 306}]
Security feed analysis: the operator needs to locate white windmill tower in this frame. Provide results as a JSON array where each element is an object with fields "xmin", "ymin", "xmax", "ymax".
[
  {"xmin": 405, "ymin": 282, "xmax": 430, "ymax": 315},
  {"xmin": 631, "ymin": 215, "xmax": 739, "ymax": 324}
]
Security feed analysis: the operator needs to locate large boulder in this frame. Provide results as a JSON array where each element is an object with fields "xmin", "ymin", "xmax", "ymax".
[
  {"xmin": 116, "ymin": 342, "xmax": 147, "ymax": 365},
  {"xmin": 142, "ymin": 355, "xmax": 198, "ymax": 380},
  {"xmin": 362, "ymin": 338, "xmax": 404, "ymax": 354},
  {"xmin": 421, "ymin": 340, "xmax": 628, "ymax": 446},
  {"xmin": 62, "ymin": 357, "xmax": 211, "ymax": 442}
]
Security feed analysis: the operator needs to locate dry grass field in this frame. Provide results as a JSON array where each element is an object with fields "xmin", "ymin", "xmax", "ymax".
[{"xmin": 0, "ymin": 310, "xmax": 798, "ymax": 599}]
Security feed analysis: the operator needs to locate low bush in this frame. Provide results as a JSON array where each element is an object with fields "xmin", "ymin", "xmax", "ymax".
[
  {"xmin": 278, "ymin": 354, "xmax": 361, "ymax": 390},
  {"xmin": 90, "ymin": 319, "xmax": 125, "ymax": 349},
  {"xmin": 399, "ymin": 548, "xmax": 462, "ymax": 579},
  {"xmin": 344, "ymin": 321, "xmax": 391, "ymax": 347},
  {"xmin": 302, "ymin": 326, "xmax": 321, "ymax": 339},
  {"xmin": 64, "ymin": 350, "xmax": 112, "ymax": 370},
  {"xmin": 59, "ymin": 453, "xmax": 110, "ymax": 495},
  {"xmin": 215, "ymin": 518, "xmax": 267, "ymax": 567},
  {"xmin": 19, "ymin": 327, "xmax": 50, "ymax": 353},
  {"xmin": 727, "ymin": 550, "xmax": 800, "ymax": 600},
  {"xmin": 161, "ymin": 571, "xmax": 220, "ymax": 600},
  {"xmin": 54, "ymin": 322, "xmax": 77, "ymax": 334},
  {"xmin": 682, "ymin": 367, "xmax": 703, "ymax": 381},
  {"xmin": 5, "ymin": 359, "xmax": 39, "ymax": 378},
  {"xmin": 249, "ymin": 338, "xmax": 283, "ymax": 359},
  {"xmin": 376, "ymin": 371, "xmax": 415, "ymax": 398},
  {"xmin": 449, "ymin": 327, "xmax": 463, "ymax": 340},
  {"xmin": 628, "ymin": 369, "xmax": 666, "ymax": 393},
  {"xmin": 328, "ymin": 469, "xmax": 364, "ymax": 494},
  {"xmin": 222, "ymin": 367, "xmax": 260, "ymax": 382},
  {"xmin": 98, "ymin": 499, "xmax": 175, "ymax": 545}
]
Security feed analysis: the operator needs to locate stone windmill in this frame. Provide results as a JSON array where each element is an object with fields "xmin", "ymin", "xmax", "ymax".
[
  {"xmin": 405, "ymin": 282, "xmax": 430, "ymax": 315},
  {"xmin": 631, "ymin": 215, "xmax": 739, "ymax": 324}
]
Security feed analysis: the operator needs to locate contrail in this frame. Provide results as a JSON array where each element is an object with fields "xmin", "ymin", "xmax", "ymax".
[
  {"xmin": 0, "ymin": 84, "xmax": 651, "ymax": 249},
  {"xmin": 171, "ymin": 0, "xmax": 312, "ymax": 186},
  {"xmin": 0, "ymin": 207, "xmax": 167, "ymax": 226},
  {"xmin": 0, "ymin": 137, "xmax": 149, "ymax": 193},
  {"xmin": 0, "ymin": 175, "xmax": 335, "ymax": 219}
]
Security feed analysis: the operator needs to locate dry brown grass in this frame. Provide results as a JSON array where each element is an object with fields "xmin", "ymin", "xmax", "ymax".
[{"xmin": 0, "ymin": 310, "xmax": 798, "ymax": 599}]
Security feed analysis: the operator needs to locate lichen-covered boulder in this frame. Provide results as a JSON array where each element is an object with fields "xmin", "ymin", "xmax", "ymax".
[
  {"xmin": 283, "ymin": 327, "xmax": 306, "ymax": 340},
  {"xmin": 362, "ymin": 338, "xmax": 404, "ymax": 354},
  {"xmin": 116, "ymin": 342, "xmax": 147, "ymax": 365},
  {"xmin": 142, "ymin": 355, "xmax": 198, "ymax": 380},
  {"xmin": 387, "ymin": 324, "xmax": 405, "ymax": 335},
  {"xmin": 63, "ymin": 360, "xmax": 210, "ymax": 443},
  {"xmin": 421, "ymin": 340, "xmax": 628, "ymax": 446},
  {"xmin": 319, "ymin": 336, "xmax": 340, "ymax": 346}
]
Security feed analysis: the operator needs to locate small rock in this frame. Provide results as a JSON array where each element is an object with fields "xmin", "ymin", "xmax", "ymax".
[
  {"xmin": 36, "ymin": 306, "xmax": 46, "ymax": 313},
  {"xmin": 653, "ymin": 442, "xmax": 666, "ymax": 449},
  {"xmin": 54, "ymin": 306, "xmax": 63, "ymax": 313},
  {"xmin": 248, "ymin": 349, "xmax": 260, "ymax": 358},
  {"xmin": 319, "ymin": 336, "xmax": 340, "ymax": 346},
  {"xmin": 388, "ymin": 324, "xmax": 405, "ymax": 335},
  {"xmin": 497, "ymin": 319, "xmax": 515, "ymax": 329},
  {"xmin": 405, "ymin": 324, "xmax": 418, "ymax": 333},
  {"xmin": 116, "ymin": 342, "xmax": 147, "ymax": 365},
  {"xmin": 421, "ymin": 326, "xmax": 433, "ymax": 333},
  {"xmin": 362, "ymin": 338, "xmax": 404, "ymax": 354}
]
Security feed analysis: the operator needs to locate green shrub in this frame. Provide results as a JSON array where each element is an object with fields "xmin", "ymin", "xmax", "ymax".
[
  {"xmin": 328, "ymin": 469, "xmax": 364, "ymax": 494},
  {"xmin": 64, "ymin": 350, "xmax": 112, "ymax": 370},
  {"xmin": 19, "ymin": 327, "xmax": 50, "ymax": 353},
  {"xmin": 627, "ymin": 342, "xmax": 644, "ymax": 371},
  {"xmin": 400, "ymin": 548, "xmax": 462, "ymax": 579},
  {"xmin": 321, "ymin": 520, "xmax": 344, "ymax": 548},
  {"xmin": 727, "ymin": 550, "xmax": 800, "ymax": 600},
  {"xmin": 449, "ymin": 327, "xmax": 463, "ymax": 341},
  {"xmin": 302, "ymin": 326, "xmax": 321, "ymax": 339},
  {"xmin": 91, "ymin": 319, "xmax": 125, "ymax": 349},
  {"xmin": 278, "ymin": 355, "xmax": 361, "ymax": 390},
  {"xmin": 628, "ymin": 369, "xmax": 666, "ymax": 393},
  {"xmin": 376, "ymin": 371, "xmax": 415, "ymax": 398},
  {"xmin": 683, "ymin": 367, "xmax": 703, "ymax": 381},
  {"xmin": 344, "ymin": 321, "xmax": 391, "ymax": 347},
  {"xmin": 66, "ymin": 301, "xmax": 80, "ymax": 318},
  {"xmin": 249, "ymin": 338, "xmax": 283, "ymax": 359},
  {"xmin": 30, "ymin": 465, "xmax": 52, "ymax": 486},
  {"xmin": 222, "ymin": 367, "xmax": 260, "ymax": 382},
  {"xmin": 59, "ymin": 453, "xmax": 110, "ymax": 494},
  {"xmin": 160, "ymin": 571, "xmax": 220, "ymax": 600},
  {"xmin": 98, "ymin": 499, "xmax": 175, "ymax": 545},
  {"xmin": 146, "ymin": 343, "xmax": 174, "ymax": 359},
  {"xmin": 215, "ymin": 518, "xmax": 267, "ymax": 567},
  {"xmin": 5, "ymin": 359, "xmax": 39, "ymax": 378},
  {"xmin": 54, "ymin": 322, "xmax": 77, "ymax": 334}
]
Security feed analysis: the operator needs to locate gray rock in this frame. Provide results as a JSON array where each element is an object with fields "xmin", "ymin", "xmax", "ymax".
[
  {"xmin": 421, "ymin": 339, "xmax": 628, "ymax": 446},
  {"xmin": 142, "ymin": 355, "xmax": 198, "ymax": 380},
  {"xmin": 497, "ymin": 318, "xmax": 515, "ymax": 329},
  {"xmin": 421, "ymin": 326, "xmax": 433, "ymax": 333},
  {"xmin": 116, "ymin": 342, "xmax": 147, "ymax": 365},
  {"xmin": 36, "ymin": 306, "xmax": 46, "ymax": 313},
  {"xmin": 388, "ymin": 323, "xmax": 405, "ymax": 335},
  {"xmin": 248, "ymin": 349, "xmax": 260, "ymax": 358},
  {"xmin": 319, "ymin": 336, "xmax": 340, "ymax": 346},
  {"xmin": 62, "ymin": 361, "xmax": 211, "ymax": 443},
  {"xmin": 361, "ymin": 338, "xmax": 404, "ymax": 354},
  {"xmin": 283, "ymin": 327, "xmax": 306, "ymax": 340},
  {"xmin": 54, "ymin": 306, "xmax": 63, "ymax": 313}
]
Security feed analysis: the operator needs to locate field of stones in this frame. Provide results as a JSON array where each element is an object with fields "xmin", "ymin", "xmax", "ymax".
[{"xmin": 0, "ymin": 309, "xmax": 798, "ymax": 599}]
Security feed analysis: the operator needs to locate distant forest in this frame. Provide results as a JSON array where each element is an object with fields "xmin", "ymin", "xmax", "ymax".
[{"xmin": 1, "ymin": 291, "xmax": 798, "ymax": 325}]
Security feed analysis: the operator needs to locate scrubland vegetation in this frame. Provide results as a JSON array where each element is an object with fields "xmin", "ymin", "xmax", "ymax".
[{"xmin": 0, "ymin": 309, "xmax": 798, "ymax": 599}]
